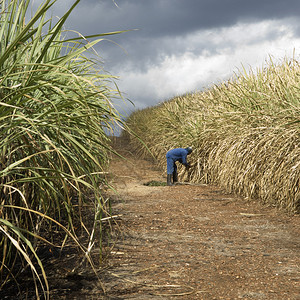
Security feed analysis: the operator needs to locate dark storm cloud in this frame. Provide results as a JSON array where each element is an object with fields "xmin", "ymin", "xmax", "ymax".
[
  {"xmin": 38, "ymin": 0, "xmax": 300, "ymax": 113},
  {"xmin": 68, "ymin": 0, "xmax": 300, "ymax": 38},
  {"xmin": 60, "ymin": 0, "xmax": 300, "ymax": 69}
]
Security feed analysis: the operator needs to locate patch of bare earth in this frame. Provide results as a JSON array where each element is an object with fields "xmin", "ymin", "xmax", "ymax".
[{"xmin": 102, "ymin": 139, "xmax": 300, "ymax": 299}]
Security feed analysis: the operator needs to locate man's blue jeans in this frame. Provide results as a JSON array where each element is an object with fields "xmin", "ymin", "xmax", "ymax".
[{"xmin": 167, "ymin": 158, "xmax": 177, "ymax": 175}]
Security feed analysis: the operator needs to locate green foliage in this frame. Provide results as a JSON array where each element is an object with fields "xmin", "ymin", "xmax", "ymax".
[
  {"xmin": 0, "ymin": 0, "xmax": 126, "ymax": 297},
  {"xmin": 126, "ymin": 57, "xmax": 300, "ymax": 214},
  {"xmin": 143, "ymin": 180, "xmax": 167, "ymax": 186}
]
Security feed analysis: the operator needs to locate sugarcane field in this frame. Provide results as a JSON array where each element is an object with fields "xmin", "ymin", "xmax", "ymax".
[
  {"xmin": 0, "ymin": 0, "xmax": 299, "ymax": 299},
  {"xmin": 2, "ymin": 136, "xmax": 299, "ymax": 299}
]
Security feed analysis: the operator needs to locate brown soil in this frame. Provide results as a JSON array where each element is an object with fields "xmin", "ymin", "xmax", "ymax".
[
  {"xmin": 2, "ymin": 138, "xmax": 299, "ymax": 299},
  {"xmin": 102, "ymin": 138, "xmax": 300, "ymax": 299}
]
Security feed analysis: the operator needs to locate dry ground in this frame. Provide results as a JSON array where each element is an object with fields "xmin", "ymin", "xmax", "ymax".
[
  {"xmin": 1, "ymin": 138, "xmax": 299, "ymax": 299},
  {"xmin": 102, "ymin": 138, "xmax": 300, "ymax": 299}
]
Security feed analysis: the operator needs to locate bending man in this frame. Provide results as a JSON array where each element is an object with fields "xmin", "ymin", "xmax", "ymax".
[{"xmin": 166, "ymin": 147, "xmax": 193, "ymax": 186}]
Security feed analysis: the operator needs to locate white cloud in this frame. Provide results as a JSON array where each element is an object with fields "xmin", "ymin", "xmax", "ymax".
[
  {"xmin": 28, "ymin": 2, "xmax": 300, "ymax": 113},
  {"xmin": 113, "ymin": 19, "xmax": 300, "ymax": 112}
]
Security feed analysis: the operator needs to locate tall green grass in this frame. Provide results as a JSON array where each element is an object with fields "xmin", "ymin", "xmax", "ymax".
[
  {"xmin": 0, "ymin": 0, "xmax": 125, "ymax": 298},
  {"xmin": 126, "ymin": 57, "xmax": 300, "ymax": 213}
]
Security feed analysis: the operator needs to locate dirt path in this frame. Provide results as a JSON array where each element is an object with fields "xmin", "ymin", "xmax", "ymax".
[
  {"xmin": 1, "ymin": 139, "xmax": 298, "ymax": 300},
  {"xmin": 101, "ymin": 139, "xmax": 300, "ymax": 299}
]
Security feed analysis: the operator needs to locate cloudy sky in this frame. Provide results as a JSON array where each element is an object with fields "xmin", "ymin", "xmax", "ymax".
[{"xmin": 34, "ymin": 0, "xmax": 300, "ymax": 115}]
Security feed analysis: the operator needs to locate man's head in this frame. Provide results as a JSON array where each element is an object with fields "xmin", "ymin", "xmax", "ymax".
[{"xmin": 186, "ymin": 147, "xmax": 193, "ymax": 155}]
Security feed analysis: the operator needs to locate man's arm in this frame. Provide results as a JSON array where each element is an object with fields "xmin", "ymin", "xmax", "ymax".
[{"xmin": 181, "ymin": 150, "xmax": 189, "ymax": 167}]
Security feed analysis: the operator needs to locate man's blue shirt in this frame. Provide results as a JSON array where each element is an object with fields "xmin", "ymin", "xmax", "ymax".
[{"xmin": 166, "ymin": 148, "xmax": 188, "ymax": 165}]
